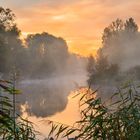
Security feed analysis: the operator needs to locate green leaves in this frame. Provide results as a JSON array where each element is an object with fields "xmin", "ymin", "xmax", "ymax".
[
  {"xmin": 0, "ymin": 80, "xmax": 21, "ymax": 95},
  {"xmin": 0, "ymin": 79, "xmax": 37, "ymax": 140}
]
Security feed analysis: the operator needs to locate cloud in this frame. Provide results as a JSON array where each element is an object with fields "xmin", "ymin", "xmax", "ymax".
[
  {"xmin": 1, "ymin": 0, "xmax": 140, "ymax": 56},
  {"xmin": 0, "ymin": 0, "xmax": 76, "ymax": 9}
]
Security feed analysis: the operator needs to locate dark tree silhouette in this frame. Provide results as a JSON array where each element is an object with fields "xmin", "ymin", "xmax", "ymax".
[
  {"xmin": 95, "ymin": 48, "xmax": 109, "ymax": 74},
  {"xmin": 87, "ymin": 48, "xmax": 119, "ymax": 84},
  {"xmin": 102, "ymin": 18, "xmax": 124, "ymax": 48},
  {"xmin": 0, "ymin": 7, "xmax": 23, "ymax": 75},
  {"xmin": 124, "ymin": 18, "xmax": 138, "ymax": 33},
  {"xmin": 25, "ymin": 32, "xmax": 69, "ymax": 78},
  {"xmin": 87, "ymin": 55, "xmax": 95, "ymax": 76}
]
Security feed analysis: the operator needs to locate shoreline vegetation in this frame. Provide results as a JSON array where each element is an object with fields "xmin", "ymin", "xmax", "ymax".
[
  {"xmin": 47, "ymin": 81, "xmax": 140, "ymax": 140},
  {"xmin": 1, "ymin": 78, "xmax": 140, "ymax": 140},
  {"xmin": 0, "ymin": 78, "xmax": 38, "ymax": 139}
]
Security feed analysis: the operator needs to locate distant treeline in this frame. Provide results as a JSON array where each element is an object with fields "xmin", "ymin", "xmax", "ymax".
[
  {"xmin": 1, "ymin": 7, "xmax": 140, "ymax": 84},
  {"xmin": 0, "ymin": 7, "xmax": 85, "ymax": 79},
  {"xmin": 87, "ymin": 18, "xmax": 140, "ymax": 85}
]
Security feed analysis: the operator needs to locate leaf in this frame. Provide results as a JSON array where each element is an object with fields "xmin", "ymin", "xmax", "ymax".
[
  {"xmin": 0, "ymin": 100, "xmax": 12, "ymax": 107},
  {"xmin": 63, "ymin": 129, "xmax": 77, "ymax": 137},
  {"xmin": 48, "ymin": 124, "xmax": 58, "ymax": 137},
  {"xmin": 55, "ymin": 125, "xmax": 69, "ymax": 138}
]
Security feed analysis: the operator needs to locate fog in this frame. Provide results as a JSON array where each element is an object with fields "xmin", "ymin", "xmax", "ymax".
[
  {"xmin": 102, "ymin": 18, "xmax": 140, "ymax": 72},
  {"xmin": 17, "ymin": 18, "xmax": 140, "ymax": 118},
  {"xmin": 0, "ymin": 12, "xmax": 88, "ymax": 118},
  {"xmin": 17, "ymin": 75, "xmax": 86, "ymax": 117},
  {"xmin": 1, "ymin": 11, "xmax": 140, "ymax": 120},
  {"xmin": 86, "ymin": 18, "xmax": 140, "ymax": 104},
  {"xmin": 103, "ymin": 34, "xmax": 140, "ymax": 71},
  {"xmin": 17, "ymin": 55, "xmax": 88, "ymax": 118}
]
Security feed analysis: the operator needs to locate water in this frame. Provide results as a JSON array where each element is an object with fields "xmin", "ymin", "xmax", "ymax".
[
  {"xmin": 21, "ymin": 90, "xmax": 82, "ymax": 139},
  {"xmin": 18, "ymin": 74, "xmax": 87, "ymax": 139}
]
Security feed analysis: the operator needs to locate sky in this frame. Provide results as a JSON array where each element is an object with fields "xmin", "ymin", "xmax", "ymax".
[{"xmin": 1, "ymin": 0, "xmax": 140, "ymax": 56}]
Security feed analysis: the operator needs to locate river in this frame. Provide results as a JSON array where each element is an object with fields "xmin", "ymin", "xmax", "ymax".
[{"xmin": 18, "ymin": 74, "xmax": 87, "ymax": 139}]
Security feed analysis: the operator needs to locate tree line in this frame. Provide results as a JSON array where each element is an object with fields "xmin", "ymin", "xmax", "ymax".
[
  {"xmin": 87, "ymin": 18, "xmax": 140, "ymax": 85},
  {"xmin": 0, "ymin": 7, "xmax": 73, "ymax": 79}
]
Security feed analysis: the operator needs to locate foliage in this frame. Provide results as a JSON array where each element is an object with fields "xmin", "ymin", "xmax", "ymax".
[
  {"xmin": 87, "ymin": 49, "xmax": 119, "ymax": 84},
  {"xmin": 127, "ymin": 66, "xmax": 140, "ymax": 80},
  {"xmin": 0, "ymin": 7, "xmax": 71, "ymax": 79},
  {"xmin": 0, "ymin": 79, "xmax": 37, "ymax": 140},
  {"xmin": 0, "ymin": 7, "xmax": 25, "ymax": 75},
  {"xmin": 87, "ymin": 55, "xmax": 95, "ymax": 75},
  {"xmin": 48, "ymin": 83, "xmax": 140, "ymax": 140},
  {"xmin": 87, "ymin": 17, "xmax": 140, "ymax": 85},
  {"xmin": 101, "ymin": 17, "xmax": 139, "ymax": 70},
  {"xmin": 25, "ymin": 33, "xmax": 69, "ymax": 78},
  {"xmin": 124, "ymin": 18, "xmax": 138, "ymax": 33},
  {"xmin": 102, "ymin": 18, "xmax": 138, "ymax": 48}
]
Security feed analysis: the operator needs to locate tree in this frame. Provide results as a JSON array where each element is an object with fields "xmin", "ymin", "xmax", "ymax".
[
  {"xmin": 102, "ymin": 18, "xmax": 124, "ymax": 48},
  {"xmin": 25, "ymin": 32, "xmax": 69, "ymax": 78},
  {"xmin": 95, "ymin": 48, "xmax": 109, "ymax": 74},
  {"xmin": 87, "ymin": 55, "xmax": 95, "ymax": 76},
  {"xmin": 124, "ymin": 18, "xmax": 138, "ymax": 33},
  {"xmin": 0, "ymin": 7, "xmax": 23, "ymax": 75},
  {"xmin": 102, "ymin": 18, "xmax": 138, "ymax": 49},
  {"xmin": 0, "ymin": 7, "xmax": 15, "ymax": 30},
  {"xmin": 87, "ymin": 48, "xmax": 120, "ymax": 84},
  {"xmin": 102, "ymin": 18, "xmax": 140, "ymax": 71},
  {"xmin": 87, "ymin": 48, "xmax": 111, "ymax": 84}
]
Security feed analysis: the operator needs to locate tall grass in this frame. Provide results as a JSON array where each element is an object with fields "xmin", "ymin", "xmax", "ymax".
[
  {"xmin": 48, "ymin": 82, "xmax": 140, "ymax": 140},
  {"xmin": 0, "ymin": 79, "xmax": 37, "ymax": 140}
]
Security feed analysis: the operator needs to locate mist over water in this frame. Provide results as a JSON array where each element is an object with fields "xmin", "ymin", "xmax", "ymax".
[
  {"xmin": 17, "ymin": 19, "xmax": 140, "ymax": 118},
  {"xmin": 0, "ymin": 17, "xmax": 89, "ymax": 118},
  {"xmin": 17, "ymin": 60, "xmax": 88, "ymax": 118},
  {"xmin": 0, "ymin": 8, "xmax": 139, "ymax": 111}
]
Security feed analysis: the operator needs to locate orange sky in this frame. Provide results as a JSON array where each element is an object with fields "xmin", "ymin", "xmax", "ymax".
[{"xmin": 1, "ymin": 0, "xmax": 140, "ymax": 56}]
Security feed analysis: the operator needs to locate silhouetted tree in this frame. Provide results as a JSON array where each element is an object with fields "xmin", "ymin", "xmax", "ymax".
[
  {"xmin": 87, "ymin": 48, "xmax": 120, "ymax": 84},
  {"xmin": 95, "ymin": 48, "xmax": 109, "ymax": 74},
  {"xmin": 0, "ymin": 7, "xmax": 24, "ymax": 75},
  {"xmin": 124, "ymin": 18, "xmax": 138, "ymax": 33},
  {"xmin": 102, "ymin": 18, "xmax": 124, "ymax": 48},
  {"xmin": 102, "ymin": 18, "xmax": 139, "ymax": 70},
  {"xmin": 88, "ymin": 17, "xmax": 140, "ymax": 85},
  {"xmin": 25, "ymin": 32, "xmax": 69, "ymax": 78},
  {"xmin": 87, "ymin": 55, "xmax": 95, "ymax": 76}
]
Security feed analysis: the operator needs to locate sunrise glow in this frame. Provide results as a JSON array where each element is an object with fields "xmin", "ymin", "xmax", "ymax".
[{"xmin": 1, "ymin": 0, "xmax": 140, "ymax": 56}]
